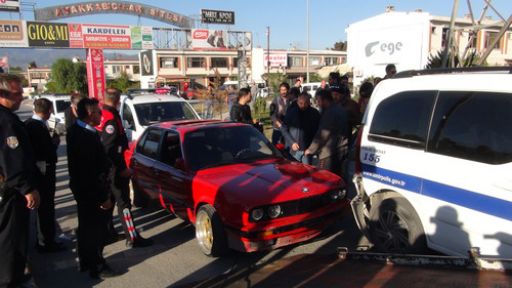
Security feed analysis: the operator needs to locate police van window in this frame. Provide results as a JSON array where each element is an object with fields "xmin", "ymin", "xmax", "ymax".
[
  {"xmin": 139, "ymin": 129, "xmax": 163, "ymax": 160},
  {"xmin": 122, "ymin": 105, "xmax": 135, "ymax": 130},
  {"xmin": 369, "ymin": 91, "xmax": 436, "ymax": 149},
  {"xmin": 428, "ymin": 91, "xmax": 512, "ymax": 165},
  {"xmin": 160, "ymin": 132, "xmax": 182, "ymax": 167}
]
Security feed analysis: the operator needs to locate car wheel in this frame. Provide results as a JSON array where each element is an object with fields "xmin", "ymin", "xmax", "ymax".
[
  {"xmin": 132, "ymin": 180, "xmax": 149, "ymax": 208},
  {"xmin": 368, "ymin": 196, "xmax": 427, "ymax": 253},
  {"xmin": 195, "ymin": 205, "xmax": 228, "ymax": 257}
]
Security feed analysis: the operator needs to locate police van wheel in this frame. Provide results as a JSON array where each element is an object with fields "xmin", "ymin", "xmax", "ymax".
[
  {"xmin": 195, "ymin": 205, "xmax": 228, "ymax": 257},
  {"xmin": 368, "ymin": 196, "xmax": 427, "ymax": 254}
]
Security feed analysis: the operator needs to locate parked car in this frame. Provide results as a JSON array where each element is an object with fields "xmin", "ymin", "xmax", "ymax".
[
  {"xmin": 120, "ymin": 89, "xmax": 201, "ymax": 142},
  {"xmin": 302, "ymin": 82, "xmax": 322, "ymax": 96},
  {"xmin": 126, "ymin": 120, "xmax": 348, "ymax": 256},
  {"xmin": 351, "ymin": 67, "xmax": 512, "ymax": 262},
  {"xmin": 35, "ymin": 94, "xmax": 70, "ymax": 135}
]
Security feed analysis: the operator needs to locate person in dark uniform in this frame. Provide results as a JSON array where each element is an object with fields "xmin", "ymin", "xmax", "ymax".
[
  {"xmin": 25, "ymin": 98, "xmax": 64, "ymax": 253},
  {"xmin": 230, "ymin": 88, "xmax": 253, "ymax": 124},
  {"xmin": 64, "ymin": 92, "xmax": 84, "ymax": 131},
  {"xmin": 0, "ymin": 74, "xmax": 41, "ymax": 287},
  {"xmin": 67, "ymin": 98, "xmax": 117, "ymax": 279},
  {"xmin": 96, "ymin": 88, "xmax": 152, "ymax": 248}
]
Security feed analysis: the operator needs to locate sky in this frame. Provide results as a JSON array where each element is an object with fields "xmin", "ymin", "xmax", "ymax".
[{"xmin": 2, "ymin": 0, "xmax": 512, "ymax": 50}]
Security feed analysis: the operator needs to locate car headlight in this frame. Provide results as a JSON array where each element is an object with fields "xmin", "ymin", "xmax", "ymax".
[
  {"xmin": 330, "ymin": 189, "xmax": 346, "ymax": 201},
  {"xmin": 251, "ymin": 208, "xmax": 264, "ymax": 221},
  {"xmin": 267, "ymin": 205, "xmax": 282, "ymax": 219}
]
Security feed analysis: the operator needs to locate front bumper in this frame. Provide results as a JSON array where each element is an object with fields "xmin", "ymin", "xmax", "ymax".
[{"xmin": 225, "ymin": 199, "xmax": 349, "ymax": 252}]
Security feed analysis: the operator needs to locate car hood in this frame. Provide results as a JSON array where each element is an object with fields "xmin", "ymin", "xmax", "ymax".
[{"xmin": 193, "ymin": 159, "xmax": 342, "ymax": 209}]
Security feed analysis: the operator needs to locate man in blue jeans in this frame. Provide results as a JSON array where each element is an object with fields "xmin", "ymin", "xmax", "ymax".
[
  {"xmin": 269, "ymin": 82, "xmax": 290, "ymax": 145},
  {"xmin": 276, "ymin": 92, "xmax": 320, "ymax": 164}
]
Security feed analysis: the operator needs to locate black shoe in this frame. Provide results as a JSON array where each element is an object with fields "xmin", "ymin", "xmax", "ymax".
[
  {"xmin": 104, "ymin": 233, "xmax": 125, "ymax": 245},
  {"xmin": 89, "ymin": 264, "xmax": 118, "ymax": 279},
  {"xmin": 35, "ymin": 242, "xmax": 66, "ymax": 253},
  {"xmin": 126, "ymin": 236, "xmax": 153, "ymax": 248}
]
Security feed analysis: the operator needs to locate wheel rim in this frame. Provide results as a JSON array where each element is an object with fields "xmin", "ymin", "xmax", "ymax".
[
  {"xmin": 374, "ymin": 210, "xmax": 410, "ymax": 252},
  {"xmin": 196, "ymin": 211, "xmax": 214, "ymax": 253}
]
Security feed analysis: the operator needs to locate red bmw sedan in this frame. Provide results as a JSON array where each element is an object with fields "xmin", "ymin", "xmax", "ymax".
[{"xmin": 126, "ymin": 120, "xmax": 348, "ymax": 256}]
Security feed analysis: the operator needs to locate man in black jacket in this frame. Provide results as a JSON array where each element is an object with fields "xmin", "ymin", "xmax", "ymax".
[
  {"xmin": 0, "ymin": 74, "xmax": 40, "ymax": 287},
  {"xmin": 64, "ymin": 92, "xmax": 84, "ymax": 131},
  {"xmin": 25, "ymin": 98, "xmax": 64, "ymax": 253},
  {"xmin": 96, "ymin": 88, "xmax": 152, "ymax": 248},
  {"xmin": 277, "ymin": 92, "xmax": 320, "ymax": 164},
  {"xmin": 67, "ymin": 98, "xmax": 116, "ymax": 279}
]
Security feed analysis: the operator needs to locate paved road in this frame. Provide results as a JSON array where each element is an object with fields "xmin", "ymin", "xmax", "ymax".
[{"xmin": 16, "ymin": 99, "xmax": 369, "ymax": 287}]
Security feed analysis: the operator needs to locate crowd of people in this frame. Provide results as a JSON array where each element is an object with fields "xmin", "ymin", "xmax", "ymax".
[
  {"xmin": 229, "ymin": 71, "xmax": 376, "ymax": 176},
  {"xmin": 0, "ymin": 75, "xmax": 154, "ymax": 287}
]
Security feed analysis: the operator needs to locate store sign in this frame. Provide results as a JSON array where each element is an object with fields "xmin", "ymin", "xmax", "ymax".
[
  {"xmin": 264, "ymin": 52, "xmax": 288, "ymax": 67},
  {"xmin": 81, "ymin": 24, "xmax": 131, "ymax": 49},
  {"xmin": 201, "ymin": 9, "xmax": 235, "ymax": 25},
  {"xmin": 86, "ymin": 48, "xmax": 106, "ymax": 102},
  {"xmin": 130, "ymin": 26, "xmax": 153, "ymax": 50},
  {"xmin": 0, "ymin": 20, "xmax": 27, "ymax": 47},
  {"xmin": 68, "ymin": 23, "xmax": 83, "ymax": 48},
  {"xmin": 35, "ymin": 1, "xmax": 192, "ymax": 28},
  {"xmin": 0, "ymin": 0, "xmax": 20, "ymax": 12},
  {"xmin": 27, "ymin": 22, "xmax": 69, "ymax": 48},
  {"xmin": 140, "ymin": 50, "xmax": 154, "ymax": 76},
  {"xmin": 191, "ymin": 29, "xmax": 227, "ymax": 50}
]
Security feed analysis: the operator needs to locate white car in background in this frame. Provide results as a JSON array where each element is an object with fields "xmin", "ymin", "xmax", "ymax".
[
  {"xmin": 302, "ymin": 82, "xmax": 322, "ymax": 96},
  {"xmin": 35, "ymin": 94, "xmax": 71, "ymax": 134},
  {"xmin": 120, "ymin": 89, "xmax": 201, "ymax": 142}
]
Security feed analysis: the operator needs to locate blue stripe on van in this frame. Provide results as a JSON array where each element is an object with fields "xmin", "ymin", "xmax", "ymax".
[{"xmin": 361, "ymin": 164, "xmax": 512, "ymax": 221}]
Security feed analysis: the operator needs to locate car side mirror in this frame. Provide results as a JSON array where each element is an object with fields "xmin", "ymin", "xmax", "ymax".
[
  {"xmin": 123, "ymin": 120, "xmax": 134, "ymax": 130},
  {"xmin": 175, "ymin": 158, "xmax": 186, "ymax": 171}
]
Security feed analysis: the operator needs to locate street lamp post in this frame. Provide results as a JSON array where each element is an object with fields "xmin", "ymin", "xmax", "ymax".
[
  {"xmin": 306, "ymin": 0, "xmax": 310, "ymax": 84},
  {"xmin": 266, "ymin": 26, "xmax": 270, "ymax": 87}
]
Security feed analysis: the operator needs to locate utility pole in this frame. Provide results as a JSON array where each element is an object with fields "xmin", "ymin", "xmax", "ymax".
[
  {"xmin": 442, "ymin": 0, "xmax": 460, "ymax": 68},
  {"xmin": 266, "ymin": 26, "xmax": 270, "ymax": 87},
  {"xmin": 306, "ymin": 0, "xmax": 310, "ymax": 83}
]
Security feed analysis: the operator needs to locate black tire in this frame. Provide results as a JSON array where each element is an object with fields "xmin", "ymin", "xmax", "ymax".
[
  {"xmin": 132, "ymin": 180, "xmax": 149, "ymax": 208},
  {"xmin": 368, "ymin": 196, "xmax": 427, "ymax": 253},
  {"xmin": 195, "ymin": 205, "xmax": 228, "ymax": 257}
]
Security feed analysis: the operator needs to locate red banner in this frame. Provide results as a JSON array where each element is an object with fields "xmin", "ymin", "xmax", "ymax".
[{"xmin": 86, "ymin": 48, "xmax": 106, "ymax": 102}]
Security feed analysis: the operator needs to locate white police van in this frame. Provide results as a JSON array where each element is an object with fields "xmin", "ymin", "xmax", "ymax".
[{"xmin": 351, "ymin": 67, "xmax": 512, "ymax": 263}]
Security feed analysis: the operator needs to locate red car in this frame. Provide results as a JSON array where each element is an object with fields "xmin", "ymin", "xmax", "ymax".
[{"xmin": 126, "ymin": 120, "xmax": 349, "ymax": 256}]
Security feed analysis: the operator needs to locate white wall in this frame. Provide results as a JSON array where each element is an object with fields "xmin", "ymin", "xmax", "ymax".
[{"xmin": 347, "ymin": 12, "xmax": 431, "ymax": 85}]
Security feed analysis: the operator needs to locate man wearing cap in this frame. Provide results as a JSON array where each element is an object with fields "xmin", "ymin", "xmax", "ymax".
[
  {"xmin": 96, "ymin": 88, "xmax": 153, "ymax": 248},
  {"xmin": 0, "ymin": 74, "xmax": 40, "ymax": 287}
]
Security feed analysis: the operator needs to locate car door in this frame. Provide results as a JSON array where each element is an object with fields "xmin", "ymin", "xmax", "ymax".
[
  {"xmin": 121, "ymin": 101, "xmax": 137, "ymax": 142},
  {"xmin": 131, "ymin": 128, "xmax": 164, "ymax": 202},
  {"xmin": 422, "ymin": 91, "xmax": 512, "ymax": 258},
  {"xmin": 153, "ymin": 131, "xmax": 193, "ymax": 219}
]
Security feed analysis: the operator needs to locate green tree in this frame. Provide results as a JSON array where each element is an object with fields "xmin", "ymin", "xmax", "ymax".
[
  {"xmin": 309, "ymin": 73, "xmax": 323, "ymax": 82},
  {"xmin": 332, "ymin": 41, "xmax": 347, "ymax": 51},
  {"xmin": 263, "ymin": 72, "xmax": 288, "ymax": 97},
  {"xmin": 107, "ymin": 71, "xmax": 140, "ymax": 93},
  {"xmin": 426, "ymin": 49, "xmax": 481, "ymax": 69},
  {"xmin": 47, "ymin": 59, "xmax": 88, "ymax": 94}
]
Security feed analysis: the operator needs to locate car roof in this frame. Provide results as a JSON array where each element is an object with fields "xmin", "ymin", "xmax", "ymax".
[
  {"xmin": 154, "ymin": 120, "xmax": 248, "ymax": 133},
  {"xmin": 38, "ymin": 94, "xmax": 70, "ymax": 100},
  {"xmin": 121, "ymin": 94, "xmax": 186, "ymax": 105}
]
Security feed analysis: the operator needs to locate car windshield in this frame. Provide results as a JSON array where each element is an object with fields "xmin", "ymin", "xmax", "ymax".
[
  {"xmin": 134, "ymin": 102, "xmax": 198, "ymax": 126},
  {"xmin": 55, "ymin": 100, "xmax": 71, "ymax": 113},
  {"xmin": 184, "ymin": 125, "xmax": 280, "ymax": 171}
]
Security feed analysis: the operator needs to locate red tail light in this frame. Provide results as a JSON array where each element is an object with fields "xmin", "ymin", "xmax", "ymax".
[{"xmin": 354, "ymin": 126, "xmax": 364, "ymax": 174}]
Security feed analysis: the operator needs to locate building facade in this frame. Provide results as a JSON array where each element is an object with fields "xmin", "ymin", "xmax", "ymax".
[
  {"xmin": 104, "ymin": 59, "xmax": 140, "ymax": 82},
  {"xmin": 347, "ymin": 8, "xmax": 512, "ymax": 84}
]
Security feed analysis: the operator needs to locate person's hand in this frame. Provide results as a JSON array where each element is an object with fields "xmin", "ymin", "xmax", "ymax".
[
  {"xmin": 292, "ymin": 143, "xmax": 300, "ymax": 152},
  {"xmin": 25, "ymin": 190, "xmax": 40, "ymax": 209},
  {"xmin": 100, "ymin": 199, "xmax": 113, "ymax": 210},
  {"xmin": 119, "ymin": 168, "xmax": 133, "ymax": 178},
  {"xmin": 305, "ymin": 149, "xmax": 312, "ymax": 156},
  {"xmin": 275, "ymin": 120, "xmax": 282, "ymax": 128}
]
